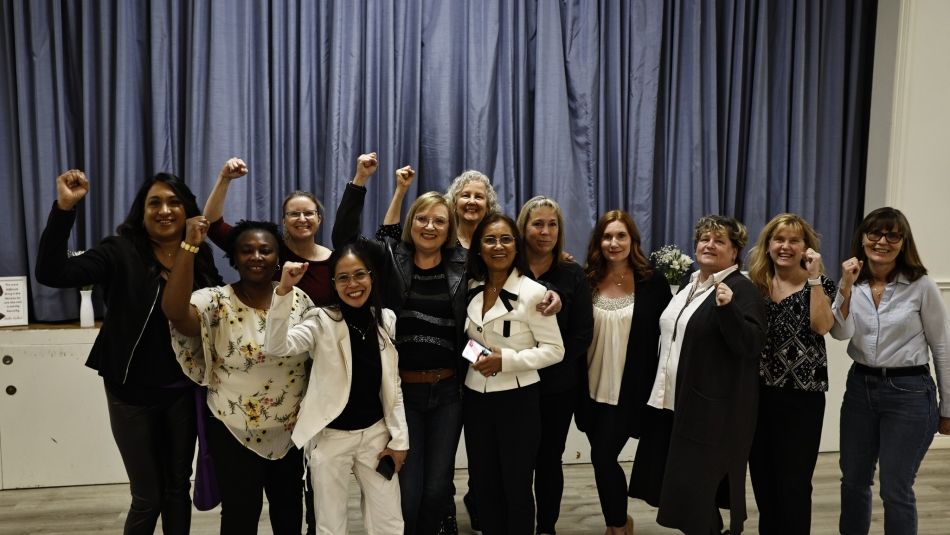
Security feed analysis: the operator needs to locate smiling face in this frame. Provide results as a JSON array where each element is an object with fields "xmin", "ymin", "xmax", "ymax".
[
  {"xmin": 142, "ymin": 182, "xmax": 186, "ymax": 242},
  {"xmin": 410, "ymin": 203, "xmax": 450, "ymax": 255},
  {"xmin": 234, "ymin": 230, "xmax": 280, "ymax": 284},
  {"xmin": 479, "ymin": 220, "xmax": 517, "ymax": 275},
  {"xmin": 282, "ymin": 196, "xmax": 321, "ymax": 242},
  {"xmin": 600, "ymin": 220, "xmax": 631, "ymax": 265},
  {"xmin": 862, "ymin": 226, "xmax": 903, "ymax": 270},
  {"xmin": 695, "ymin": 230, "xmax": 738, "ymax": 274},
  {"xmin": 333, "ymin": 253, "xmax": 372, "ymax": 308},
  {"xmin": 525, "ymin": 206, "xmax": 559, "ymax": 257},
  {"xmin": 768, "ymin": 224, "xmax": 805, "ymax": 270},
  {"xmin": 456, "ymin": 181, "xmax": 488, "ymax": 225}
]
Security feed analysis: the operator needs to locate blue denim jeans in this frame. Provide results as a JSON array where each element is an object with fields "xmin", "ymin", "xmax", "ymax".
[
  {"xmin": 839, "ymin": 365, "xmax": 938, "ymax": 535},
  {"xmin": 399, "ymin": 378, "xmax": 463, "ymax": 535}
]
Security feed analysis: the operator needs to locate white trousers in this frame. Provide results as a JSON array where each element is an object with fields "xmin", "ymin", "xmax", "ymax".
[{"xmin": 309, "ymin": 419, "xmax": 404, "ymax": 534}]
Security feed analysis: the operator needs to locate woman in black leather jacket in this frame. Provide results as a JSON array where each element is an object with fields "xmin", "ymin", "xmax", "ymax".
[{"xmin": 35, "ymin": 169, "xmax": 220, "ymax": 534}]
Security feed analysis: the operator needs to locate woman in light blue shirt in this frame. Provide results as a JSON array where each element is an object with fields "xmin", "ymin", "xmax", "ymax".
[{"xmin": 833, "ymin": 207, "xmax": 950, "ymax": 534}]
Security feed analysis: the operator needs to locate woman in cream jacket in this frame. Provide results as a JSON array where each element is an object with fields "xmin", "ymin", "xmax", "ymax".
[{"xmin": 265, "ymin": 241, "xmax": 408, "ymax": 535}]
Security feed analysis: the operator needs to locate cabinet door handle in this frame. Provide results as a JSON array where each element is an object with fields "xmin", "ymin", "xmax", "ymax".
[
  {"xmin": 2, "ymin": 355, "xmax": 12, "ymax": 365},
  {"xmin": 5, "ymin": 385, "xmax": 16, "ymax": 395}
]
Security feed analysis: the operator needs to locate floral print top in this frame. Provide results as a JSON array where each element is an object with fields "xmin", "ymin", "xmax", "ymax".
[{"xmin": 171, "ymin": 285, "xmax": 314, "ymax": 459}]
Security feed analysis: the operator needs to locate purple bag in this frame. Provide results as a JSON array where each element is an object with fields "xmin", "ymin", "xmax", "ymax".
[{"xmin": 193, "ymin": 387, "xmax": 221, "ymax": 511}]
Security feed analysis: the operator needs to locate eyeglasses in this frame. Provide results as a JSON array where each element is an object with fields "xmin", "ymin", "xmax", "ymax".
[
  {"xmin": 332, "ymin": 270, "xmax": 372, "ymax": 286},
  {"xmin": 413, "ymin": 215, "xmax": 449, "ymax": 229},
  {"xmin": 482, "ymin": 235, "xmax": 515, "ymax": 246},
  {"xmin": 285, "ymin": 210, "xmax": 318, "ymax": 219},
  {"xmin": 866, "ymin": 231, "xmax": 903, "ymax": 244}
]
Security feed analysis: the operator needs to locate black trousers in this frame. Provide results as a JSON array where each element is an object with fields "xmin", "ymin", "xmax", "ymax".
[
  {"xmin": 749, "ymin": 385, "xmax": 825, "ymax": 535},
  {"xmin": 105, "ymin": 386, "xmax": 195, "ymax": 535},
  {"xmin": 586, "ymin": 399, "xmax": 633, "ymax": 528},
  {"xmin": 534, "ymin": 388, "xmax": 576, "ymax": 534},
  {"xmin": 464, "ymin": 384, "xmax": 541, "ymax": 535},
  {"xmin": 205, "ymin": 413, "xmax": 304, "ymax": 535}
]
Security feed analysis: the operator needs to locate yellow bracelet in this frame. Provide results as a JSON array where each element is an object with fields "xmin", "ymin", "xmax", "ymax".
[{"xmin": 180, "ymin": 241, "xmax": 199, "ymax": 254}]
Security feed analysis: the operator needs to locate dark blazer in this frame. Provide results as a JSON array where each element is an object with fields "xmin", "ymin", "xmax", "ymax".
[
  {"xmin": 536, "ymin": 260, "xmax": 594, "ymax": 395},
  {"xmin": 35, "ymin": 203, "xmax": 221, "ymax": 384},
  {"xmin": 331, "ymin": 183, "xmax": 470, "ymax": 380},
  {"xmin": 655, "ymin": 269, "xmax": 766, "ymax": 534}
]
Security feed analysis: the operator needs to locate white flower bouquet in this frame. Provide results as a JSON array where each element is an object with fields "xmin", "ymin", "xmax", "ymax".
[
  {"xmin": 651, "ymin": 245, "xmax": 693, "ymax": 286},
  {"xmin": 68, "ymin": 250, "xmax": 94, "ymax": 291}
]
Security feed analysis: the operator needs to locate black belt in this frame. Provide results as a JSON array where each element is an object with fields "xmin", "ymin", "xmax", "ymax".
[{"xmin": 854, "ymin": 362, "xmax": 928, "ymax": 377}]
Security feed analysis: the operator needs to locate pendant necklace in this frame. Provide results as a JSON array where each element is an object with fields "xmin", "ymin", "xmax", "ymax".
[
  {"xmin": 614, "ymin": 271, "xmax": 626, "ymax": 287},
  {"xmin": 347, "ymin": 319, "xmax": 371, "ymax": 340}
]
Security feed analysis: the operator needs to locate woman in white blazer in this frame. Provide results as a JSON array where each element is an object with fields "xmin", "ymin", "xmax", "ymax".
[
  {"xmin": 463, "ymin": 213, "xmax": 565, "ymax": 535},
  {"xmin": 265, "ymin": 241, "xmax": 408, "ymax": 535}
]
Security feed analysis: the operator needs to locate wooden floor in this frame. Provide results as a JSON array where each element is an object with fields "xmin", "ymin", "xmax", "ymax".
[{"xmin": 2, "ymin": 449, "xmax": 949, "ymax": 534}]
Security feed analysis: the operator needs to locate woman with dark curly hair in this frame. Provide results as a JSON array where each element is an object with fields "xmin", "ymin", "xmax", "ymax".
[
  {"xmin": 582, "ymin": 210, "xmax": 671, "ymax": 535},
  {"xmin": 163, "ymin": 219, "xmax": 314, "ymax": 534},
  {"xmin": 36, "ymin": 169, "xmax": 222, "ymax": 534}
]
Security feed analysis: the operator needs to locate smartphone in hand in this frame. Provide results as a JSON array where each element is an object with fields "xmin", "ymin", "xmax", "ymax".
[
  {"xmin": 376, "ymin": 455, "xmax": 396, "ymax": 481},
  {"xmin": 462, "ymin": 338, "xmax": 491, "ymax": 363}
]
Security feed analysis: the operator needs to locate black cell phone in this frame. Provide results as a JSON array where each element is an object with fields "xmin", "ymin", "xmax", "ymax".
[{"xmin": 376, "ymin": 455, "xmax": 396, "ymax": 480}]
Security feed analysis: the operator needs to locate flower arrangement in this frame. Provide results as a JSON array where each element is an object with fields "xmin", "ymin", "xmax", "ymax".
[
  {"xmin": 68, "ymin": 250, "xmax": 94, "ymax": 291},
  {"xmin": 651, "ymin": 245, "xmax": 694, "ymax": 286}
]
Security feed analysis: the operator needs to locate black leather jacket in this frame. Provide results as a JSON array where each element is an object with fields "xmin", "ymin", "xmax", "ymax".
[{"xmin": 35, "ymin": 203, "xmax": 220, "ymax": 384}]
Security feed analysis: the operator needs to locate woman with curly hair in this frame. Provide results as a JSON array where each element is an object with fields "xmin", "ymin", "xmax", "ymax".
[{"xmin": 162, "ymin": 219, "xmax": 313, "ymax": 534}]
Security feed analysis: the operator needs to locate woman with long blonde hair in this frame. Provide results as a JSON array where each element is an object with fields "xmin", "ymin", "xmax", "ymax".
[{"xmin": 746, "ymin": 213, "xmax": 835, "ymax": 534}]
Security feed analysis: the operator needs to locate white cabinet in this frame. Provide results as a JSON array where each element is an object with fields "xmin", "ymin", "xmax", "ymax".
[{"xmin": 0, "ymin": 327, "xmax": 127, "ymax": 489}]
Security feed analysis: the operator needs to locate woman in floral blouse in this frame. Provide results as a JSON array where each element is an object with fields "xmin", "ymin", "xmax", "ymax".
[
  {"xmin": 163, "ymin": 219, "xmax": 313, "ymax": 534},
  {"xmin": 746, "ymin": 213, "xmax": 836, "ymax": 534}
]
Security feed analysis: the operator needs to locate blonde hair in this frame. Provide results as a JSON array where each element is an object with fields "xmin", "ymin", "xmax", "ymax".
[
  {"xmin": 747, "ymin": 213, "xmax": 824, "ymax": 296},
  {"xmin": 401, "ymin": 191, "xmax": 457, "ymax": 252},
  {"xmin": 516, "ymin": 196, "xmax": 565, "ymax": 262}
]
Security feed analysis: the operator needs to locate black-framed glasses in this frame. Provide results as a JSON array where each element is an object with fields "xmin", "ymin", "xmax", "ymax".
[
  {"xmin": 332, "ymin": 270, "xmax": 372, "ymax": 285},
  {"xmin": 866, "ymin": 231, "xmax": 903, "ymax": 244},
  {"xmin": 482, "ymin": 235, "xmax": 515, "ymax": 246},
  {"xmin": 413, "ymin": 215, "xmax": 449, "ymax": 229},
  {"xmin": 285, "ymin": 210, "xmax": 318, "ymax": 219}
]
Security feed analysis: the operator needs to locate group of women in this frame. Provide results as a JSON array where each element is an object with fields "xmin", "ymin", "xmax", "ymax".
[{"xmin": 35, "ymin": 154, "xmax": 949, "ymax": 535}]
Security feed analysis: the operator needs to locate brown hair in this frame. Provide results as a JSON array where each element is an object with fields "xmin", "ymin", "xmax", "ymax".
[
  {"xmin": 849, "ymin": 207, "xmax": 927, "ymax": 283},
  {"xmin": 584, "ymin": 210, "xmax": 652, "ymax": 291}
]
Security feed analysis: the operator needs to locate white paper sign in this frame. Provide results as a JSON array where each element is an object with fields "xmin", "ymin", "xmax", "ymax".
[{"xmin": 0, "ymin": 276, "xmax": 29, "ymax": 327}]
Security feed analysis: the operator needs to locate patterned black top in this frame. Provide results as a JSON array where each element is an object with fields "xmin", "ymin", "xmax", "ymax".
[{"xmin": 760, "ymin": 276, "xmax": 837, "ymax": 392}]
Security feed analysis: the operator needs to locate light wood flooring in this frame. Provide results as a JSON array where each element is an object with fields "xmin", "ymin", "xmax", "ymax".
[{"xmin": 2, "ymin": 449, "xmax": 949, "ymax": 534}]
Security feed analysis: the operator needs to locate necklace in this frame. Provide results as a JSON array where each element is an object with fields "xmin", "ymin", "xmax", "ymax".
[
  {"xmin": 346, "ymin": 319, "xmax": 372, "ymax": 340},
  {"xmin": 234, "ymin": 283, "xmax": 269, "ymax": 311},
  {"xmin": 486, "ymin": 286, "xmax": 498, "ymax": 295},
  {"xmin": 613, "ymin": 271, "xmax": 626, "ymax": 287}
]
